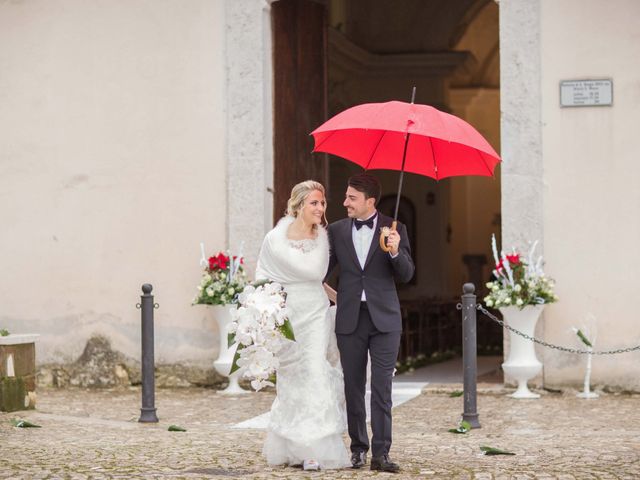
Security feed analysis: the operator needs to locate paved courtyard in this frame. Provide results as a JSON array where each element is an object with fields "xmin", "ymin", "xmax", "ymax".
[{"xmin": 1, "ymin": 384, "xmax": 640, "ymax": 479}]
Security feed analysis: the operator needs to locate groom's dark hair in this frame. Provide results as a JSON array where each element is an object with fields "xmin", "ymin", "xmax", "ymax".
[{"xmin": 348, "ymin": 173, "xmax": 381, "ymax": 205}]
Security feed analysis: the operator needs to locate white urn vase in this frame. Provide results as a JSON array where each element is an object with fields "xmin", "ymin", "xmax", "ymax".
[
  {"xmin": 210, "ymin": 304, "xmax": 247, "ymax": 395},
  {"xmin": 501, "ymin": 304, "xmax": 544, "ymax": 399}
]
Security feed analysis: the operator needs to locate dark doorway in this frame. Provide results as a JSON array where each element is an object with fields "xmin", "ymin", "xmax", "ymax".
[
  {"xmin": 271, "ymin": 0, "xmax": 503, "ymax": 373},
  {"xmin": 271, "ymin": 0, "xmax": 328, "ymax": 223}
]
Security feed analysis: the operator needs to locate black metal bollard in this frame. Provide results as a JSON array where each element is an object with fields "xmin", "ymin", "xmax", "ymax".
[
  {"xmin": 461, "ymin": 283, "xmax": 480, "ymax": 428},
  {"xmin": 138, "ymin": 284, "xmax": 158, "ymax": 423}
]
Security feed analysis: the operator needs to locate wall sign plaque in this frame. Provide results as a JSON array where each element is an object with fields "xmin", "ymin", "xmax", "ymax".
[{"xmin": 560, "ymin": 79, "xmax": 613, "ymax": 107}]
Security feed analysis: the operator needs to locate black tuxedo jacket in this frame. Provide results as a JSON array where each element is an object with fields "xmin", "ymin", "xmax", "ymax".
[{"xmin": 326, "ymin": 212, "xmax": 415, "ymax": 334}]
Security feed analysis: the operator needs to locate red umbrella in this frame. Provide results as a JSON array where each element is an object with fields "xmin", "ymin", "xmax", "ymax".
[{"xmin": 310, "ymin": 88, "xmax": 500, "ymax": 251}]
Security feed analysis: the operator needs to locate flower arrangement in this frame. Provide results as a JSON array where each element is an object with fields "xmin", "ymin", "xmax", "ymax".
[
  {"xmin": 227, "ymin": 280, "xmax": 295, "ymax": 391},
  {"xmin": 484, "ymin": 235, "xmax": 558, "ymax": 309},
  {"xmin": 193, "ymin": 250, "xmax": 248, "ymax": 306}
]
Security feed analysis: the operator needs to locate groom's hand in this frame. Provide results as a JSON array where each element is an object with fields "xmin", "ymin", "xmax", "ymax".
[{"xmin": 387, "ymin": 230, "xmax": 401, "ymax": 256}]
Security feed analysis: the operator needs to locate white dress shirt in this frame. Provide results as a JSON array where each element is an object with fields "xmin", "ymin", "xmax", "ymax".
[{"xmin": 352, "ymin": 211, "xmax": 378, "ymax": 301}]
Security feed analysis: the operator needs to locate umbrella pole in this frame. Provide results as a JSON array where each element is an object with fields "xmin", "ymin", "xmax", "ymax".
[
  {"xmin": 393, "ymin": 137, "xmax": 410, "ymax": 222},
  {"xmin": 380, "ymin": 86, "xmax": 416, "ymax": 253},
  {"xmin": 381, "ymin": 134, "xmax": 409, "ymax": 253},
  {"xmin": 393, "ymin": 86, "xmax": 416, "ymax": 222}
]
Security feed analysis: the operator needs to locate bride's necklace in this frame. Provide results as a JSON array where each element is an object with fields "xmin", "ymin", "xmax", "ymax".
[
  {"xmin": 287, "ymin": 219, "xmax": 318, "ymax": 253},
  {"xmin": 288, "ymin": 237, "xmax": 317, "ymax": 254}
]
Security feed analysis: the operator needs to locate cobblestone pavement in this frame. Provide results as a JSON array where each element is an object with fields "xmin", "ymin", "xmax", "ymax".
[{"xmin": 1, "ymin": 385, "xmax": 640, "ymax": 479}]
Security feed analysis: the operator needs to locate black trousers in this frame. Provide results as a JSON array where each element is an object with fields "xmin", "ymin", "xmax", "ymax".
[{"xmin": 336, "ymin": 302, "xmax": 401, "ymax": 457}]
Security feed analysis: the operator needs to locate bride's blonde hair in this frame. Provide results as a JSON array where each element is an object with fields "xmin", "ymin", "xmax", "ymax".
[{"xmin": 286, "ymin": 180, "xmax": 327, "ymax": 226}]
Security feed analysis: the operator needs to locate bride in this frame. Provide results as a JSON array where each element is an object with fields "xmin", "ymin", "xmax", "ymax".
[{"xmin": 255, "ymin": 180, "xmax": 350, "ymax": 470}]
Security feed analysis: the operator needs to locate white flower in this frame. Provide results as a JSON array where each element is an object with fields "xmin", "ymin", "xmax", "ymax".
[
  {"xmin": 485, "ymin": 299, "xmax": 494, "ymax": 307},
  {"xmin": 492, "ymin": 284, "xmax": 499, "ymax": 292},
  {"xmin": 206, "ymin": 288, "xmax": 214, "ymax": 296},
  {"xmin": 261, "ymin": 328, "xmax": 283, "ymax": 351},
  {"xmin": 228, "ymin": 321, "xmax": 238, "ymax": 334},
  {"xmin": 275, "ymin": 307, "xmax": 289, "ymax": 326},
  {"xmin": 228, "ymin": 288, "xmax": 235, "ymax": 295},
  {"xmin": 235, "ymin": 313, "xmax": 258, "ymax": 345},
  {"xmin": 235, "ymin": 345, "xmax": 280, "ymax": 390},
  {"xmin": 237, "ymin": 285, "xmax": 256, "ymax": 304},
  {"xmin": 516, "ymin": 298, "xmax": 524, "ymax": 306},
  {"xmin": 504, "ymin": 297, "xmax": 511, "ymax": 304},
  {"xmin": 514, "ymin": 284, "xmax": 522, "ymax": 292},
  {"xmin": 251, "ymin": 378, "xmax": 274, "ymax": 391},
  {"xmin": 226, "ymin": 281, "xmax": 293, "ymax": 391}
]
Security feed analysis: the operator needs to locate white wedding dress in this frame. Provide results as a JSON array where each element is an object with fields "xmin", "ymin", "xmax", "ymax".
[{"xmin": 255, "ymin": 216, "xmax": 350, "ymax": 469}]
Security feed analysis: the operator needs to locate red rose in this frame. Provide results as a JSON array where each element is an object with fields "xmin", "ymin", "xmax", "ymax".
[
  {"xmin": 496, "ymin": 253, "xmax": 521, "ymax": 271},
  {"xmin": 208, "ymin": 252, "xmax": 230, "ymax": 271},
  {"xmin": 217, "ymin": 253, "xmax": 229, "ymax": 270},
  {"xmin": 506, "ymin": 254, "xmax": 520, "ymax": 265}
]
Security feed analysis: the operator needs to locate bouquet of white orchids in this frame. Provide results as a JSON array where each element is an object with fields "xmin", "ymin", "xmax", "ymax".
[{"xmin": 228, "ymin": 280, "xmax": 295, "ymax": 391}]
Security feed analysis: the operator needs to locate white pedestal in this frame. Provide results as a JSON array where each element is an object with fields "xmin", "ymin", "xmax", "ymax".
[
  {"xmin": 577, "ymin": 352, "xmax": 599, "ymax": 399},
  {"xmin": 501, "ymin": 305, "xmax": 544, "ymax": 399},
  {"xmin": 577, "ymin": 391, "xmax": 599, "ymax": 399},
  {"xmin": 210, "ymin": 305, "xmax": 248, "ymax": 395}
]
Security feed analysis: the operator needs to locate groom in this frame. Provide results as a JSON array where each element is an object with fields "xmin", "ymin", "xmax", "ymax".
[{"xmin": 326, "ymin": 173, "xmax": 414, "ymax": 473}]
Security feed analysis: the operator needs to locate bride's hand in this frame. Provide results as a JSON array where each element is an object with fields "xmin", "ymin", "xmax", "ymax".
[{"xmin": 323, "ymin": 283, "xmax": 337, "ymax": 304}]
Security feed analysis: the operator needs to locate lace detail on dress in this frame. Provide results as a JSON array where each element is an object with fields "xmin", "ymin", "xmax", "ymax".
[{"xmin": 287, "ymin": 237, "xmax": 318, "ymax": 254}]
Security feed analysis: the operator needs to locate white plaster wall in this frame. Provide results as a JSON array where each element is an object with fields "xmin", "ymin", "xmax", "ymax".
[
  {"xmin": 540, "ymin": 0, "xmax": 640, "ymax": 389},
  {"xmin": 0, "ymin": 0, "xmax": 227, "ymax": 365}
]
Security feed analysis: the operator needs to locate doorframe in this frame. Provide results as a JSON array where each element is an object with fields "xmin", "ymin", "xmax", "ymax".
[
  {"xmin": 497, "ymin": 0, "xmax": 544, "ymax": 376},
  {"xmin": 224, "ymin": 0, "xmax": 277, "ymax": 271}
]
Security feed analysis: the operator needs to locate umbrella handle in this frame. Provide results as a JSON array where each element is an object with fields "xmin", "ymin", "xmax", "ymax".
[{"xmin": 379, "ymin": 221, "xmax": 397, "ymax": 252}]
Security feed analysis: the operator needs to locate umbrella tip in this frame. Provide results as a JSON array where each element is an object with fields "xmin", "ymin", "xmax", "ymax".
[{"xmin": 410, "ymin": 86, "xmax": 416, "ymax": 104}]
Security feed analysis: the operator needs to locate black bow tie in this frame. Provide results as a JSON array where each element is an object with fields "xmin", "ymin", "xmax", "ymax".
[{"xmin": 354, "ymin": 214, "xmax": 377, "ymax": 230}]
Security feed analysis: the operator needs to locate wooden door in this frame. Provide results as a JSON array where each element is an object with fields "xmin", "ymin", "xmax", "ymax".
[{"xmin": 272, "ymin": 0, "xmax": 328, "ymax": 222}]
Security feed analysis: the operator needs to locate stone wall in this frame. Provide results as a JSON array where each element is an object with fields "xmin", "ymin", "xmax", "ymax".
[{"xmin": 37, "ymin": 335, "xmax": 227, "ymax": 389}]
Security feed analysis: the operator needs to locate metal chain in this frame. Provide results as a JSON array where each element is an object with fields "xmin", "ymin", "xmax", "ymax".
[{"xmin": 475, "ymin": 303, "xmax": 640, "ymax": 355}]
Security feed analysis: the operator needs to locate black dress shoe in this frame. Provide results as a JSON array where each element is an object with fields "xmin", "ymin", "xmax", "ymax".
[
  {"xmin": 351, "ymin": 451, "xmax": 367, "ymax": 469},
  {"xmin": 370, "ymin": 454, "xmax": 400, "ymax": 473}
]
